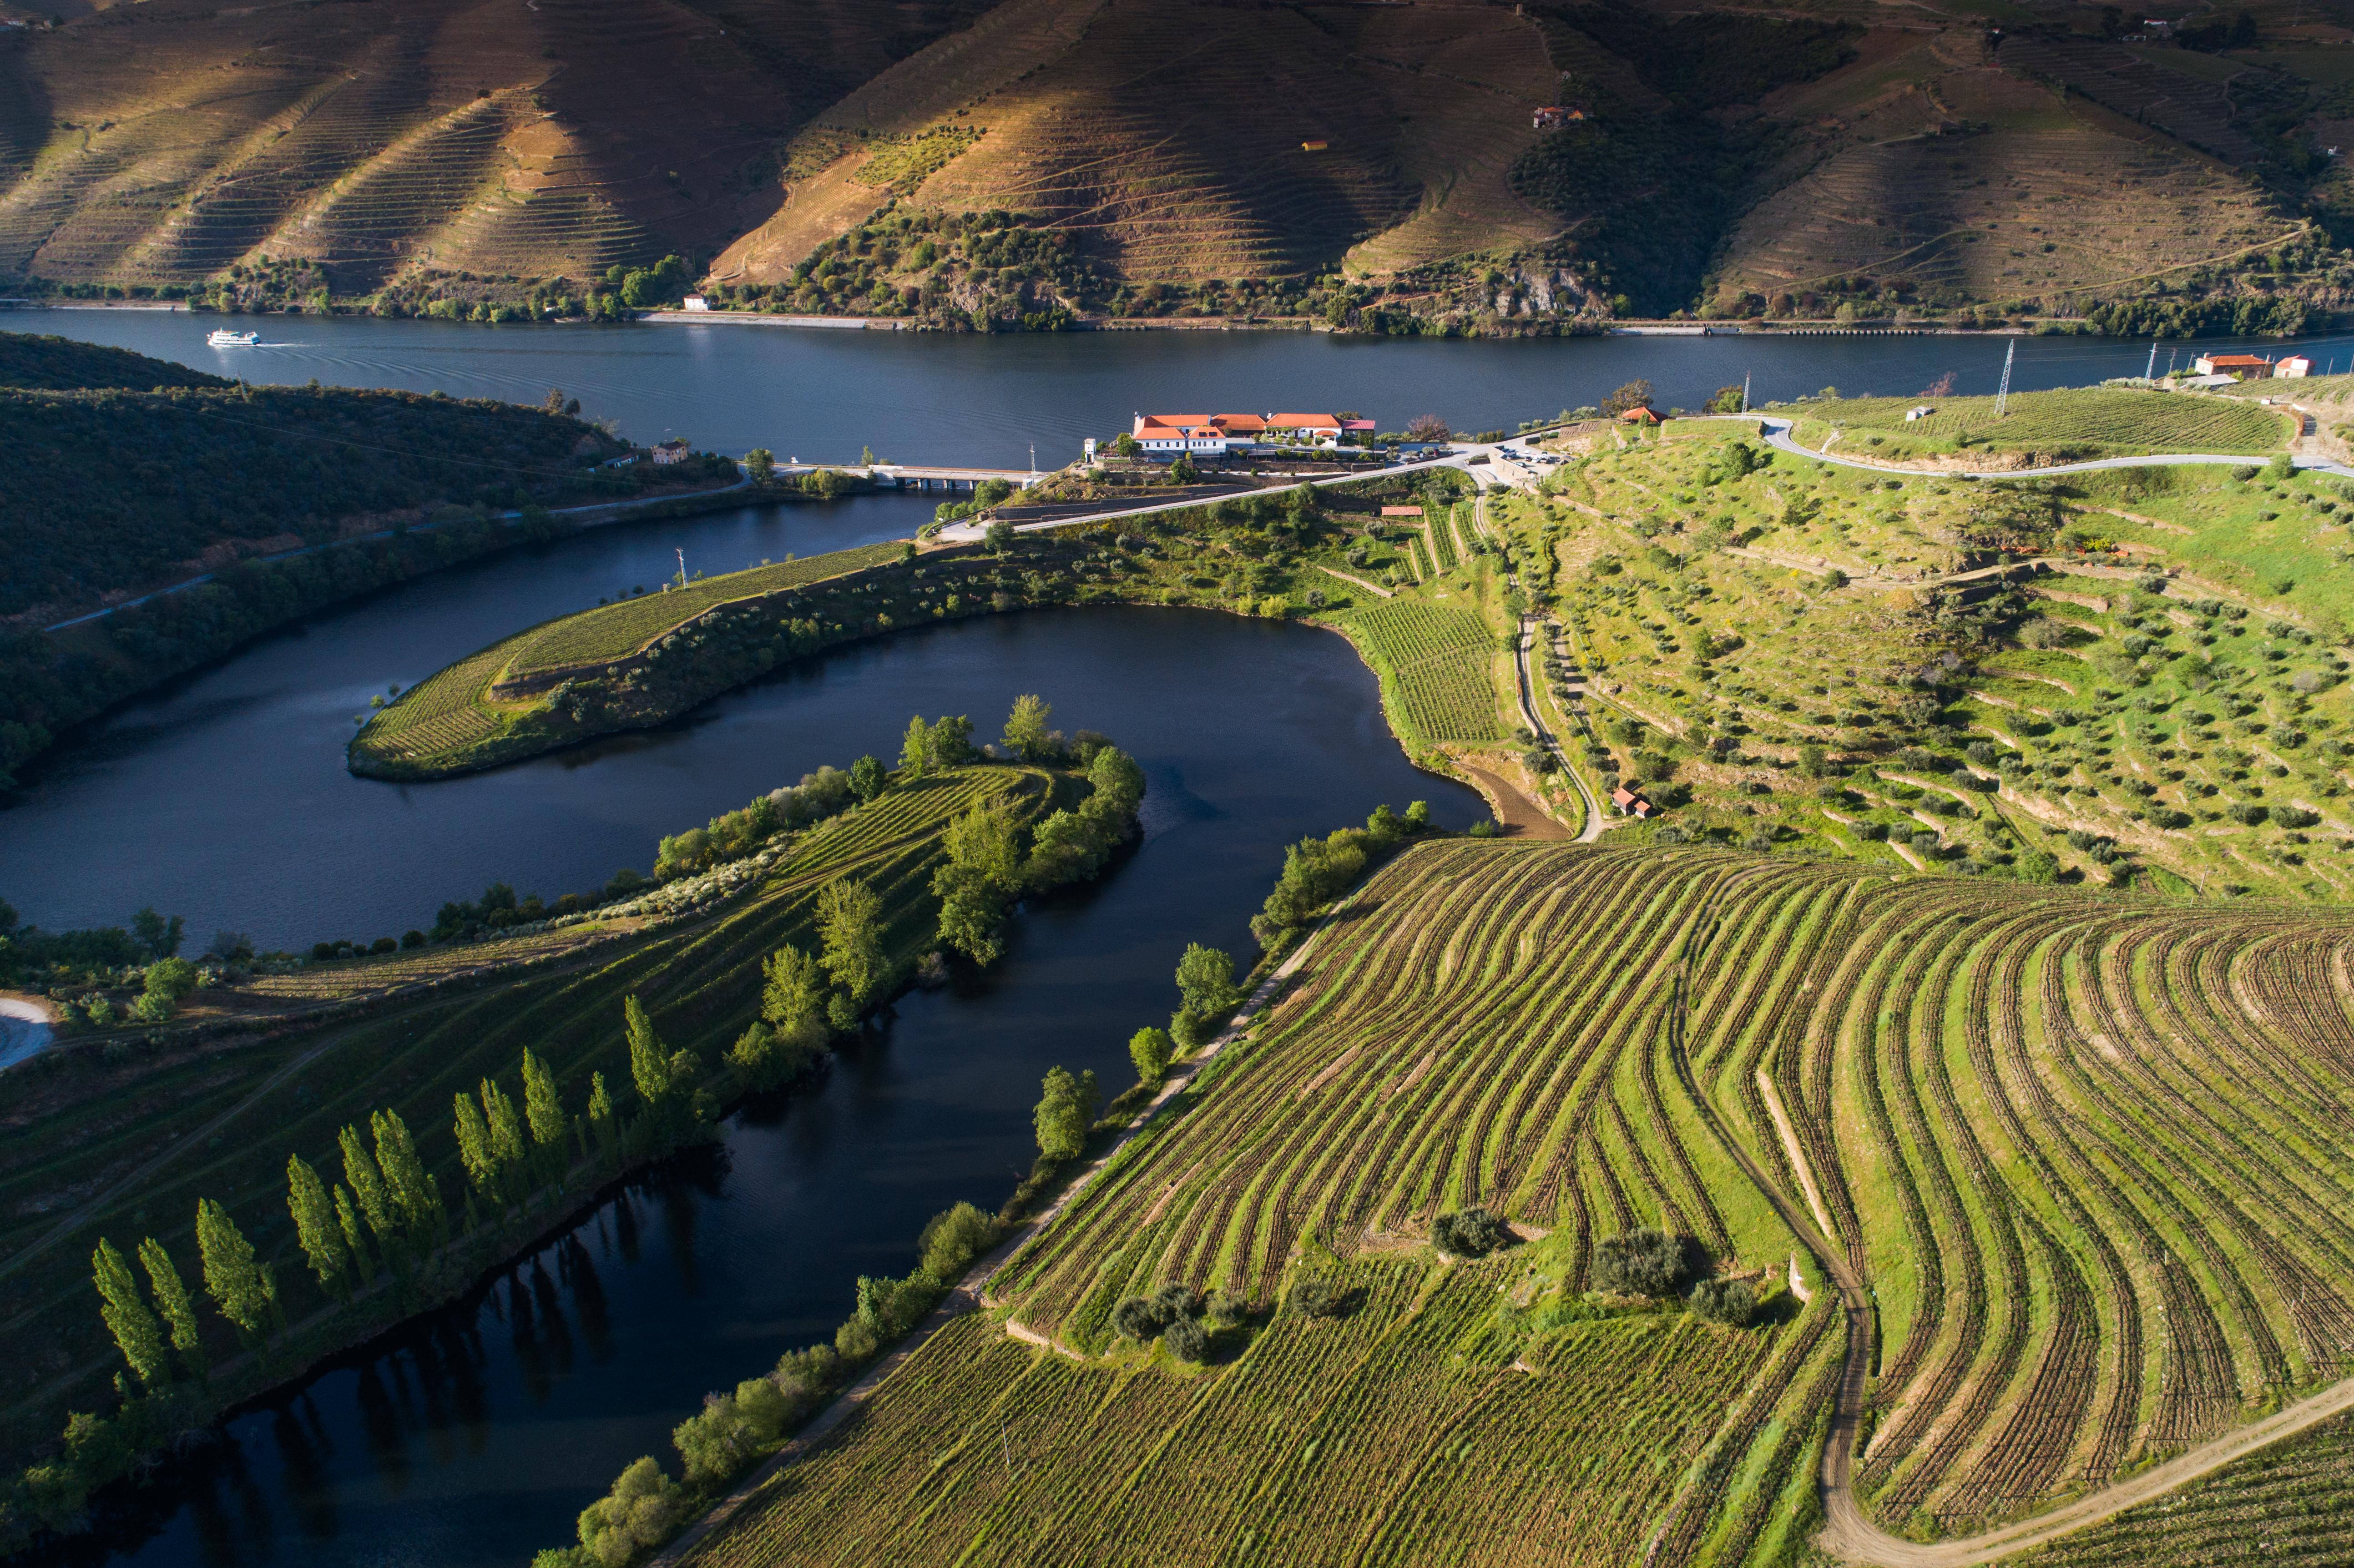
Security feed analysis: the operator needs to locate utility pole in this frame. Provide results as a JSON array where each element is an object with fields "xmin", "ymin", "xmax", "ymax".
[
  {"xmin": 1995, "ymin": 339, "xmax": 2015, "ymax": 418},
  {"xmin": 1029, "ymin": 443, "xmax": 1037, "ymax": 479},
  {"xmin": 676, "ymin": 547, "xmax": 687, "ymax": 590},
  {"xmin": 1741, "ymin": 373, "xmax": 1751, "ymax": 414},
  {"xmin": 2145, "ymin": 341, "xmax": 2157, "ymax": 381}
]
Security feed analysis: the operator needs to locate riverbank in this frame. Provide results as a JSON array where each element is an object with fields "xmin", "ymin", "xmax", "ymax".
[{"xmin": 0, "ymin": 755, "xmax": 1130, "ymax": 1553}]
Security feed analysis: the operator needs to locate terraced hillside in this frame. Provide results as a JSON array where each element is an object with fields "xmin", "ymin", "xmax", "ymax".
[
  {"xmin": 1715, "ymin": 56, "xmax": 2296, "ymax": 314},
  {"xmin": 0, "ymin": 0, "xmax": 992, "ymax": 293},
  {"xmin": 682, "ymin": 840, "xmax": 2354, "ymax": 1563},
  {"xmin": 1493, "ymin": 416, "xmax": 2354, "ymax": 901},
  {"xmin": 5, "ymin": 0, "xmax": 2337, "ymax": 318}
]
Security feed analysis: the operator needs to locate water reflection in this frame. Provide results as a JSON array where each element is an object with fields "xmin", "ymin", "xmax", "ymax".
[{"xmin": 34, "ymin": 610, "xmax": 1485, "ymax": 1568}]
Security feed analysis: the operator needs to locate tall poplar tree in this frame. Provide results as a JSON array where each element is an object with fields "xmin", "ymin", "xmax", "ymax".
[
  {"xmin": 91, "ymin": 1239, "xmax": 170, "ymax": 1389},
  {"xmin": 520, "ymin": 1049, "xmax": 568, "ymax": 1188},
  {"xmin": 285, "ymin": 1154, "xmax": 349, "ymax": 1299},
  {"xmin": 138, "ymin": 1237, "xmax": 207, "ymax": 1381},
  {"xmin": 196, "ymin": 1199, "xmax": 278, "ymax": 1344}
]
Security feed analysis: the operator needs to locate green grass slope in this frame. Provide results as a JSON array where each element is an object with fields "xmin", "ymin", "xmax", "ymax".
[{"xmin": 1776, "ymin": 389, "xmax": 2293, "ymax": 464}]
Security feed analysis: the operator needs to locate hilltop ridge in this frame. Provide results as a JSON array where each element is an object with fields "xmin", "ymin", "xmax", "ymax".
[{"xmin": 4, "ymin": 0, "xmax": 2350, "ymax": 331}]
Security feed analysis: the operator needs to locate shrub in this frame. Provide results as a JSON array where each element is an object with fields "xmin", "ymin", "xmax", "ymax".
[
  {"xmin": 2232, "ymin": 802, "xmax": 2269, "ymax": 826},
  {"xmin": 1432, "ymin": 1206, "xmax": 1514, "ymax": 1258},
  {"xmin": 919, "ymin": 1202, "xmax": 1003, "ymax": 1281},
  {"xmin": 1289, "ymin": 1275, "xmax": 1345, "ymax": 1318},
  {"xmin": 1688, "ymin": 1277, "xmax": 1757, "ymax": 1327},
  {"xmin": 571, "ymin": 1456, "xmax": 682, "ymax": 1566},
  {"xmin": 1111, "ymin": 1281, "xmax": 1206, "ymax": 1345},
  {"xmin": 1162, "ymin": 1313, "xmax": 1210, "ymax": 1363},
  {"xmin": 1128, "ymin": 1025, "xmax": 1175, "ymax": 1084},
  {"xmin": 1591, "ymin": 1229, "xmax": 1692, "ymax": 1297}
]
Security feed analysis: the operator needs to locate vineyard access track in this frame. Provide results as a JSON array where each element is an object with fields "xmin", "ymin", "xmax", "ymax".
[{"xmin": 1673, "ymin": 928, "xmax": 2354, "ymax": 1567}]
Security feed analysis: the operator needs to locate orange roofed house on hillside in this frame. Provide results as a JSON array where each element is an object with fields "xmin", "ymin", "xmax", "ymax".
[
  {"xmin": 2192, "ymin": 353, "xmax": 2274, "ymax": 380},
  {"xmin": 1618, "ymin": 406, "xmax": 1664, "ymax": 425},
  {"xmin": 1131, "ymin": 410, "xmax": 1367, "ymax": 459}
]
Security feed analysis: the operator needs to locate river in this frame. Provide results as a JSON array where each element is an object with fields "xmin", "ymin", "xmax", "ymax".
[
  {"xmin": 23, "ymin": 305, "xmax": 2354, "ymax": 467},
  {"xmin": 4, "ymin": 313, "xmax": 2339, "ymax": 1567}
]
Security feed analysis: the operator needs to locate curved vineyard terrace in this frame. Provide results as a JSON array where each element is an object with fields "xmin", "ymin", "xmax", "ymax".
[{"xmin": 677, "ymin": 842, "xmax": 2354, "ymax": 1568}]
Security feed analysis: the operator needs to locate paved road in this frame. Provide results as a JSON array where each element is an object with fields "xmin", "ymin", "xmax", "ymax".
[
  {"xmin": 1755, "ymin": 415, "xmax": 2354, "ymax": 480},
  {"xmin": 933, "ymin": 454, "xmax": 1474, "ymax": 543}
]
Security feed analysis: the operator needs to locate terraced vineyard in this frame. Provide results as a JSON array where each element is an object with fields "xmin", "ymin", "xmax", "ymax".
[
  {"xmin": 354, "ymin": 634, "xmax": 530, "ymax": 766},
  {"xmin": 500, "ymin": 544, "xmax": 905, "ymax": 678},
  {"xmin": 681, "ymin": 842, "xmax": 2354, "ymax": 1564},
  {"xmin": 2017, "ymin": 1409, "xmax": 2354, "ymax": 1568},
  {"xmin": 1339, "ymin": 600, "xmax": 1504, "ymax": 748},
  {"xmin": 1783, "ymin": 389, "xmax": 2290, "ymax": 460},
  {"xmin": 0, "ymin": 764, "xmax": 1051, "ymax": 1454}
]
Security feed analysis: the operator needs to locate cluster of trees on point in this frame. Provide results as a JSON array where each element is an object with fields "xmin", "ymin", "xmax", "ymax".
[
  {"xmin": 0, "ymin": 901, "xmax": 250, "ymax": 1029},
  {"xmin": 741, "ymin": 449, "xmax": 869, "ymax": 501},
  {"xmin": 1249, "ymin": 801, "xmax": 1430, "ymax": 946}
]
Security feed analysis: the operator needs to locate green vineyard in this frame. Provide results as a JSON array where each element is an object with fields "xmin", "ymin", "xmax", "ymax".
[
  {"xmin": 0, "ymin": 764, "xmax": 1054, "ymax": 1455},
  {"xmin": 355, "ymin": 634, "xmax": 530, "ymax": 764},
  {"xmin": 500, "ymin": 542, "xmax": 905, "ymax": 678},
  {"xmin": 1787, "ymin": 388, "xmax": 2291, "ymax": 458},
  {"xmin": 683, "ymin": 842, "xmax": 2354, "ymax": 1565},
  {"xmin": 1340, "ymin": 600, "xmax": 1505, "ymax": 747}
]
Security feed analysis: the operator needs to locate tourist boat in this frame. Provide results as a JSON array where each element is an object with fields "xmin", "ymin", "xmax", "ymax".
[{"xmin": 207, "ymin": 328, "xmax": 260, "ymax": 347}]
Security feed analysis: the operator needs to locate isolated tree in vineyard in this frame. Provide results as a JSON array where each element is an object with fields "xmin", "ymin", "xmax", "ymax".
[{"xmin": 1601, "ymin": 380, "xmax": 1656, "ymax": 418}]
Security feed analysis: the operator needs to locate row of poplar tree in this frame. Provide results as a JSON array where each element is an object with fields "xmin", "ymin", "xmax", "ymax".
[{"xmin": 90, "ymin": 994, "xmax": 701, "ymax": 1395}]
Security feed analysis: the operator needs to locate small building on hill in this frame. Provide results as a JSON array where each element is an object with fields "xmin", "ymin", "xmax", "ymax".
[
  {"xmin": 651, "ymin": 438, "xmax": 692, "ymax": 465},
  {"xmin": 2276, "ymin": 355, "xmax": 2314, "ymax": 378},
  {"xmin": 1618, "ymin": 406, "xmax": 1663, "ymax": 425},
  {"xmin": 2193, "ymin": 353, "xmax": 2273, "ymax": 380},
  {"xmin": 1611, "ymin": 785, "xmax": 1653, "ymax": 818},
  {"xmin": 1532, "ymin": 106, "xmax": 1586, "ymax": 129},
  {"xmin": 1381, "ymin": 505, "xmax": 1424, "ymax": 517}
]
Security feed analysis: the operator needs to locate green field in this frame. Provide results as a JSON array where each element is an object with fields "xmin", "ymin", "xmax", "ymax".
[
  {"xmin": 1340, "ymin": 600, "xmax": 1505, "ymax": 748},
  {"xmin": 1778, "ymin": 388, "xmax": 2291, "ymax": 462},
  {"xmin": 675, "ymin": 841, "xmax": 2354, "ymax": 1563}
]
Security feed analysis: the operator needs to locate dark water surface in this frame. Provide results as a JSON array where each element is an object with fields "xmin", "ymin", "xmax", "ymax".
[
  {"xmin": 22, "ymin": 597, "xmax": 1482, "ymax": 1568},
  {"xmin": 0, "ymin": 492, "xmax": 936, "ymax": 944},
  {"xmin": 10, "ymin": 310, "xmax": 2327, "ymax": 1567},
  {"xmin": 27, "ymin": 305, "xmax": 2354, "ymax": 467}
]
